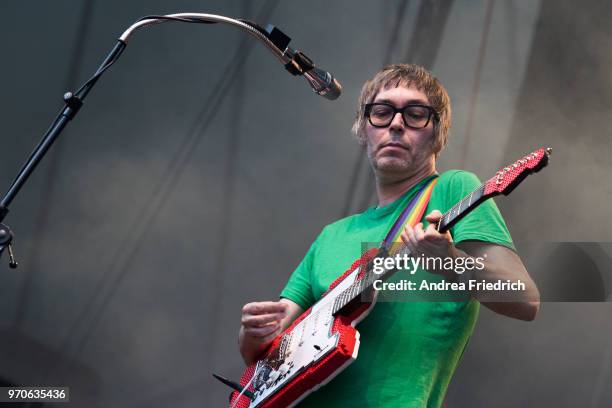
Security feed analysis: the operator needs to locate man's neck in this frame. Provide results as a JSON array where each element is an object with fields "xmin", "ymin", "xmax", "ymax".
[{"xmin": 375, "ymin": 166, "xmax": 437, "ymax": 207}]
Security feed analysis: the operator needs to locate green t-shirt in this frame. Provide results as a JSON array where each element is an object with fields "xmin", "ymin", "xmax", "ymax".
[{"xmin": 279, "ymin": 170, "xmax": 514, "ymax": 408}]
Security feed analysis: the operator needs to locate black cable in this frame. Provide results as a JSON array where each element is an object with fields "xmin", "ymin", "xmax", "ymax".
[
  {"xmin": 74, "ymin": 44, "xmax": 124, "ymax": 97},
  {"xmin": 136, "ymin": 15, "xmax": 216, "ymax": 23},
  {"xmin": 73, "ymin": 17, "xmax": 203, "ymax": 97}
]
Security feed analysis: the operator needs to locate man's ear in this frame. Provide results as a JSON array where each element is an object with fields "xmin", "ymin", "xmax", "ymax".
[
  {"xmin": 357, "ymin": 134, "xmax": 367, "ymax": 147},
  {"xmin": 428, "ymin": 132, "xmax": 441, "ymax": 158}
]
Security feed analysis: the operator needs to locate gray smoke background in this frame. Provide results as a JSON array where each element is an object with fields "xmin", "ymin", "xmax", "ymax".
[{"xmin": 0, "ymin": 0, "xmax": 611, "ymax": 407}]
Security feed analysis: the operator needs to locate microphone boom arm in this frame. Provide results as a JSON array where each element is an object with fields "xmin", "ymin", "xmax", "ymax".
[
  {"xmin": 0, "ymin": 12, "xmax": 340, "ymax": 267},
  {"xmin": 120, "ymin": 14, "xmax": 341, "ymax": 99},
  {"xmin": 120, "ymin": 14, "xmax": 288, "ymax": 63}
]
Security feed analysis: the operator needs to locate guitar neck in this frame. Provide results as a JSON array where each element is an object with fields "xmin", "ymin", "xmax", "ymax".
[
  {"xmin": 437, "ymin": 184, "xmax": 486, "ymax": 233},
  {"xmin": 331, "ymin": 182, "xmax": 489, "ymax": 315}
]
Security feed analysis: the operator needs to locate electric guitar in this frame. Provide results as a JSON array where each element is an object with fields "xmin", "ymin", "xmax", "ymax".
[{"xmin": 226, "ymin": 147, "xmax": 552, "ymax": 408}]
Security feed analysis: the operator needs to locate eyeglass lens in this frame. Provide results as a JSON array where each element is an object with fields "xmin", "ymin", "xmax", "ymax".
[{"xmin": 368, "ymin": 104, "xmax": 432, "ymax": 128}]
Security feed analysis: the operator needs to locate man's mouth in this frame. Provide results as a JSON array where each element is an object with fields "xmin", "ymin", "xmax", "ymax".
[{"xmin": 379, "ymin": 142, "xmax": 409, "ymax": 152}]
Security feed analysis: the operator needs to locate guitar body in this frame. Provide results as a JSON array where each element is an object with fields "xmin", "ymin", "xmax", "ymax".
[{"xmin": 230, "ymin": 250, "xmax": 378, "ymax": 408}]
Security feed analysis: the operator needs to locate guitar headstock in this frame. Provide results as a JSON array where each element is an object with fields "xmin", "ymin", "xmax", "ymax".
[{"xmin": 484, "ymin": 147, "xmax": 552, "ymax": 196}]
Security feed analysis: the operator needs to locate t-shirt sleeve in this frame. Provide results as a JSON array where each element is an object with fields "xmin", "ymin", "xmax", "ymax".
[
  {"xmin": 441, "ymin": 171, "xmax": 515, "ymax": 250},
  {"xmin": 279, "ymin": 238, "xmax": 319, "ymax": 310}
]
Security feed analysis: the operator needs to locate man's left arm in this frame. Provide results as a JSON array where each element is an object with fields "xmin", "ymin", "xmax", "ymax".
[
  {"xmin": 402, "ymin": 210, "xmax": 540, "ymax": 321},
  {"xmin": 454, "ymin": 240, "xmax": 540, "ymax": 321}
]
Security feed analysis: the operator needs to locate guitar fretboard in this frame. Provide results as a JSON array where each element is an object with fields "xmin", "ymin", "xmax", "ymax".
[{"xmin": 331, "ymin": 183, "xmax": 487, "ymax": 315}]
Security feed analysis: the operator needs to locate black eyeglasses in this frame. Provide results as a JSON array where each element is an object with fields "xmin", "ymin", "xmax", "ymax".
[{"xmin": 364, "ymin": 103, "xmax": 439, "ymax": 129}]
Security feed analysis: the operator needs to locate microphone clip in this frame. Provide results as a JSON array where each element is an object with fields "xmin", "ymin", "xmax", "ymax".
[
  {"xmin": 283, "ymin": 50, "xmax": 315, "ymax": 76},
  {"xmin": 262, "ymin": 24, "xmax": 313, "ymax": 76}
]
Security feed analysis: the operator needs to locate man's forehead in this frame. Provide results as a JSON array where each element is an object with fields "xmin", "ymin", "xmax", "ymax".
[{"xmin": 372, "ymin": 85, "xmax": 429, "ymax": 103}]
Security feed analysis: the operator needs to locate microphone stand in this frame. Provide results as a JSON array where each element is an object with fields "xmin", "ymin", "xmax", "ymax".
[{"xmin": 0, "ymin": 12, "xmax": 340, "ymax": 268}]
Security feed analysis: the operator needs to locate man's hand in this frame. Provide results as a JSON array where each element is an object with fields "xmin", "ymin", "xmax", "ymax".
[
  {"xmin": 239, "ymin": 299, "xmax": 303, "ymax": 365},
  {"xmin": 400, "ymin": 210, "xmax": 460, "ymax": 278},
  {"xmin": 241, "ymin": 301, "xmax": 287, "ymax": 341}
]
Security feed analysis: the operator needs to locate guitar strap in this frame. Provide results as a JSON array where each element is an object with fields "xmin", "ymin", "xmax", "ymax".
[{"xmin": 382, "ymin": 175, "xmax": 438, "ymax": 251}]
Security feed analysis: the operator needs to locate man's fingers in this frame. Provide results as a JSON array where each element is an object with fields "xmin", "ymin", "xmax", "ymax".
[
  {"xmin": 242, "ymin": 312, "xmax": 286, "ymax": 328},
  {"xmin": 242, "ymin": 301, "xmax": 288, "ymax": 316},
  {"xmin": 259, "ymin": 325, "xmax": 283, "ymax": 343},
  {"xmin": 243, "ymin": 322, "xmax": 281, "ymax": 338},
  {"xmin": 425, "ymin": 210, "xmax": 443, "ymax": 222},
  {"xmin": 424, "ymin": 223, "xmax": 441, "ymax": 239},
  {"xmin": 414, "ymin": 223, "xmax": 425, "ymax": 241},
  {"xmin": 423, "ymin": 223, "xmax": 453, "ymax": 244},
  {"xmin": 406, "ymin": 224, "xmax": 419, "ymax": 247}
]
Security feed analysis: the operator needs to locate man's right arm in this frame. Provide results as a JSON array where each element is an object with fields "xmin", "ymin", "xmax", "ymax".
[{"xmin": 239, "ymin": 298, "xmax": 304, "ymax": 365}]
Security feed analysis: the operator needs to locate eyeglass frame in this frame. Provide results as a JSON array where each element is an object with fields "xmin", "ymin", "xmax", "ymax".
[{"xmin": 363, "ymin": 102, "xmax": 439, "ymax": 129}]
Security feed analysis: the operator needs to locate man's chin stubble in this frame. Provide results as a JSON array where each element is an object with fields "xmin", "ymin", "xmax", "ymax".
[{"xmin": 373, "ymin": 158, "xmax": 413, "ymax": 176}]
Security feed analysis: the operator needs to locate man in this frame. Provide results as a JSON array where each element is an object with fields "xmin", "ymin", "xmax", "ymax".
[{"xmin": 239, "ymin": 64, "xmax": 539, "ymax": 407}]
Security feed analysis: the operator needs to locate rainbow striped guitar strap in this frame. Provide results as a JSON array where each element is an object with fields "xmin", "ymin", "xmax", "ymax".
[{"xmin": 382, "ymin": 175, "xmax": 439, "ymax": 251}]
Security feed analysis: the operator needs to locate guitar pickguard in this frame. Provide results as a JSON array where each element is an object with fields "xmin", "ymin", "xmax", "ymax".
[{"xmin": 248, "ymin": 265, "xmax": 368, "ymax": 407}]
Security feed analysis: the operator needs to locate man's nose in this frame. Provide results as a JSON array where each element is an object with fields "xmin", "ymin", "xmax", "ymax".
[{"xmin": 389, "ymin": 111, "xmax": 405, "ymax": 131}]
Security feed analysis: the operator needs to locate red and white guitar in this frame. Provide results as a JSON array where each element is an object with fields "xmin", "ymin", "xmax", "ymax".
[{"xmin": 226, "ymin": 147, "xmax": 551, "ymax": 408}]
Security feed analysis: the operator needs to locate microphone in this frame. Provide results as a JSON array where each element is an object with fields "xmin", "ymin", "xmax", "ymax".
[
  {"xmin": 302, "ymin": 66, "xmax": 342, "ymax": 100},
  {"xmin": 263, "ymin": 24, "xmax": 342, "ymax": 100}
]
